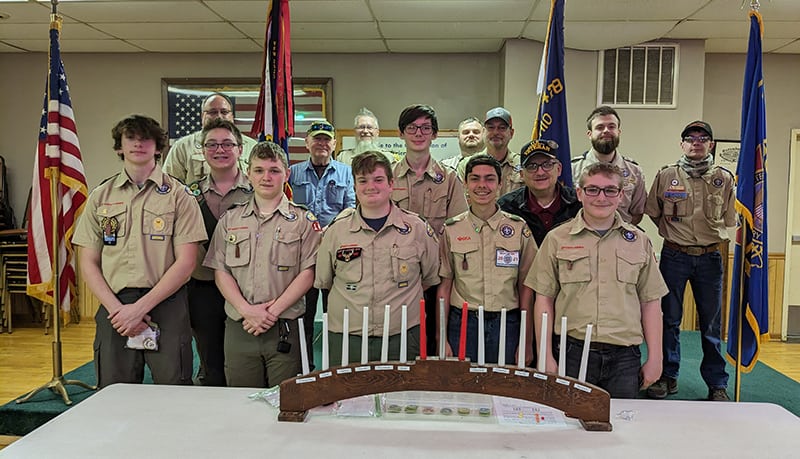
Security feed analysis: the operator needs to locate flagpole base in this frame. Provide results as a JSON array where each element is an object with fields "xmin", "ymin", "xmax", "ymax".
[{"xmin": 14, "ymin": 376, "xmax": 96, "ymax": 406}]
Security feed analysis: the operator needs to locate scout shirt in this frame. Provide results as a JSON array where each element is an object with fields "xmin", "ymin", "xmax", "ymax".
[
  {"xmin": 392, "ymin": 157, "xmax": 467, "ymax": 235},
  {"xmin": 187, "ymin": 171, "xmax": 253, "ymax": 282},
  {"xmin": 524, "ymin": 210, "xmax": 668, "ymax": 347},
  {"xmin": 571, "ymin": 151, "xmax": 646, "ymax": 223},
  {"xmin": 439, "ymin": 208, "xmax": 538, "ymax": 312},
  {"xmin": 163, "ymin": 131, "xmax": 257, "ymax": 185},
  {"xmin": 203, "ymin": 195, "xmax": 322, "ymax": 321},
  {"xmin": 456, "ymin": 151, "xmax": 525, "ymax": 196},
  {"xmin": 72, "ymin": 166, "xmax": 206, "ymax": 294},
  {"xmin": 645, "ymin": 164, "xmax": 735, "ymax": 246},
  {"xmin": 314, "ymin": 204, "xmax": 440, "ymax": 336}
]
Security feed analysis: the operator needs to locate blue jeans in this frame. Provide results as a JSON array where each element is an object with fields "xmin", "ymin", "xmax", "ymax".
[
  {"xmin": 659, "ymin": 247, "xmax": 729, "ymax": 389},
  {"xmin": 447, "ymin": 307, "xmax": 520, "ymax": 364},
  {"xmin": 559, "ymin": 336, "xmax": 641, "ymax": 399}
]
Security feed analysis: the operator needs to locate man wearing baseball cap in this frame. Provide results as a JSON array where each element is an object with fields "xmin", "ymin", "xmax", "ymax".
[
  {"xmin": 498, "ymin": 139, "xmax": 581, "ymax": 246},
  {"xmin": 459, "ymin": 107, "xmax": 524, "ymax": 196},
  {"xmin": 645, "ymin": 120, "xmax": 735, "ymax": 401},
  {"xmin": 289, "ymin": 119, "xmax": 356, "ymax": 366}
]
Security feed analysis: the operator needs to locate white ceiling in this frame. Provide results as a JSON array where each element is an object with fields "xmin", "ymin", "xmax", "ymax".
[{"xmin": 0, "ymin": 0, "xmax": 798, "ymax": 54}]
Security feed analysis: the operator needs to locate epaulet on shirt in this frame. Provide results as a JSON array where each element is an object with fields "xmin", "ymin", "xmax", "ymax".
[
  {"xmin": 328, "ymin": 207, "xmax": 356, "ymax": 228},
  {"xmin": 570, "ymin": 152, "xmax": 588, "ymax": 163},
  {"xmin": 444, "ymin": 214, "xmax": 466, "ymax": 226},
  {"xmin": 167, "ymin": 172, "xmax": 193, "ymax": 187},
  {"xmin": 504, "ymin": 212, "xmax": 524, "ymax": 223},
  {"xmin": 622, "ymin": 156, "xmax": 639, "ymax": 165},
  {"xmin": 715, "ymin": 165, "xmax": 734, "ymax": 177},
  {"xmin": 290, "ymin": 201, "xmax": 309, "ymax": 212},
  {"xmin": 96, "ymin": 173, "xmax": 121, "ymax": 188},
  {"xmin": 227, "ymin": 201, "xmax": 248, "ymax": 211}
]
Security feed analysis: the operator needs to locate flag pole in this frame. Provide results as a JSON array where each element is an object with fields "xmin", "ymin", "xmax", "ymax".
[
  {"xmin": 16, "ymin": 0, "xmax": 95, "ymax": 406},
  {"xmin": 734, "ymin": 229, "xmax": 746, "ymax": 402}
]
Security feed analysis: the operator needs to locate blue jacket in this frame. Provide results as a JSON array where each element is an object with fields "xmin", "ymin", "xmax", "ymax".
[{"xmin": 289, "ymin": 159, "xmax": 355, "ymax": 227}]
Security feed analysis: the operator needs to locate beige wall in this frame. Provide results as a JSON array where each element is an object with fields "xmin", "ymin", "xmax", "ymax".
[{"xmin": 0, "ymin": 40, "xmax": 794, "ymax": 252}]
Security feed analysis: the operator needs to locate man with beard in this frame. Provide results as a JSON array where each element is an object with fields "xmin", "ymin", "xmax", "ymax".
[
  {"xmin": 571, "ymin": 106, "xmax": 646, "ymax": 225},
  {"xmin": 164, "ymin": 93, "xmax": 257, "ymax": 184},
  {"xmin": 335, "ymin": 107, "xmax": 398, "ymax": 165},
  {"xmin": 441, "ymin": 116, "xmax": 485, "ymax": 174},
  {"xmin": 644, "ymin": 121, "xmax": 734, "ymax": 402},
  {"xmin": 459, "ymin": 107, "xmax": 525, "ymax": 196}
]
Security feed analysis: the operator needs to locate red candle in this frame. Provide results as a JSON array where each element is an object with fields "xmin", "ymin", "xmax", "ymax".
[
  {"xmin": 419, "ymin": 298, "xmax": 427, "ymax": 360},
  {"xmin": 459, "ymin": 302, "xmax": 468, "ymax": 361}
]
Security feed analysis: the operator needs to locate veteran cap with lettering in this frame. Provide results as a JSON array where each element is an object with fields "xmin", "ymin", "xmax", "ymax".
[
  {"xmin": 681, "ymin": 120, "xmax": 713, "ymax": 140},
  {"xmin": 307, "ymin": 120, "xmax": 335, "ymax": 138},
  {"xmin": 520, "ymin": 139, "xmax": 559, "ymax": 166}
]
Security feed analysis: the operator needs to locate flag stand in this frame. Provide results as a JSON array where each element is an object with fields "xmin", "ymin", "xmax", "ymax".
[{"xmin": 16, "ymin": 2, "xmax": 96, "ymax": 406}]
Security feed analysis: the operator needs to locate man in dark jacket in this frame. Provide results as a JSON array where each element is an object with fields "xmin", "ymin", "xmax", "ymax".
[{"xmin": 498, "ymin": 140, "xmax": 581, "ymax": 246}]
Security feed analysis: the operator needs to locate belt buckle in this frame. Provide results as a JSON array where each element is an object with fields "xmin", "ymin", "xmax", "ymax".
[{"xmin": 686, "ymin": 246, "xmax": 704, "ymax": 256}]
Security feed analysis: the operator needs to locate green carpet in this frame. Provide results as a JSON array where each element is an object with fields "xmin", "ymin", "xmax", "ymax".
[{"xmin": 1, "ymin": 330, "xmax": 797, "ymax": 436}]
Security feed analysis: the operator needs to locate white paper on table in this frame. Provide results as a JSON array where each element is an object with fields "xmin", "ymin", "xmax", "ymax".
[{"xmin": 492, "ymin": 396, "xmax": 567, "ymax": 426}]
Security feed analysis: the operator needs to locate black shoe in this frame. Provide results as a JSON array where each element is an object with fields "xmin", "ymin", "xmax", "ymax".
[
  {"xmin": 708, "ymin": 388, "xmax": 730, "ymax": 401},
  {"xmin": 647, "ymin": 377, "xmax": 678, "ymax": 399}
]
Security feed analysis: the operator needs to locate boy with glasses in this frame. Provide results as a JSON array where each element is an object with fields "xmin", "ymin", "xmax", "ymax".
[
  {"xmin": 645, "ymin": 120, "xmax": 735, "ymax": 401},
  {"xmin": 185, "ymin": 118, "xmax": 253, "ymax": 386},
  {"xmin": 525, "ymin": 162, "xmax": 668, "ymax": 399},
  {"xmin": 164, "ymin": 92, "xmax": 257, "ymax": 184},
  {"xmin": 392, "ymin": 104, "xmax": 467, "ymax": 350},
  {"xmin": 498, "ymin": 139, "xmax": 582, "ymax": 246}
]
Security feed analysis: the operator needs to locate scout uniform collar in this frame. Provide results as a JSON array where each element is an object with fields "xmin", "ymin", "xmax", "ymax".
[
  {"xmin": 396, "ymin": 155, "xmax": 447, "ymax": 184},
  {"xmin": 568, "ymin": 209, "xmax": 625, "ymax": 236},
  {"xmin": 349, "ymin": 203, "xmax": 404, "ymax": 233},
  {"xmin": 114, "ymin": 165, "xmax": 171, "ymax": 193},
  {"xmin": 202, "ymin": 169, "xmax": 252, "ymax": 195},
  {"xmin": 467, "ymin": 206, "xmax": 503, "ymax": 232},
  {"xmin": 240, "ymin": 193, "xmax": 292, "ymax": 219}
]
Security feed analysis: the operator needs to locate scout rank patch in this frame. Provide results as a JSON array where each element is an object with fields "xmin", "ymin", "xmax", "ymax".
[
  {"xmin": 101, "ymin": 216, "xmax": 118, "ymax": 246},
  {"xmin": 336, "ymin": 247, "xmax": 362, "ymax": 262}
]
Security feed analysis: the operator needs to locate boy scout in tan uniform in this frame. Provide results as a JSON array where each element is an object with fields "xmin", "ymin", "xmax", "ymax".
[
  {"xmin": 391, "ymin": 104, "xmax": 466, "ymax": 351},
  {"xmin": 316, "ymin": 151, "xmax": 440, "ymax": 364},
  {"xmin": 204, "ymin": 142, "xmax": 322, "ymax": 388},
  {"xmin": 73, "ymin": 115, "xmax": 206, "ymax": 388},
  {"xmin": 526, "ymin": 162, "xmax": 668, "ymax": 399},
  {"xmin": 644, "ymin": 120, "xmax": 735, "ymax": 401},
  {"xmin": 439, "ymin": 155, "xmax": 537, "ymax": 364},
  {"xmin": 186, "ymin": 119, "xmax": 253, "ymax": 386}
]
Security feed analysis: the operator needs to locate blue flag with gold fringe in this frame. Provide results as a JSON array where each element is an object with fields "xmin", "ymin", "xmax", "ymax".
[
  {"xmin": 533, "ymin": 0, "xmax": 572, "ymax": 187},
  {"xmin": 726, "ymin": 10, "xmax": 769, "ymax": 372}
]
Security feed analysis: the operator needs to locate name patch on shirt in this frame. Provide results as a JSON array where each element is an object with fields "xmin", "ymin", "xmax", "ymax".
[
  {"xmin": 495, "ymin": 249, "xmax": 520, "ymax": 267},
  {"xmin": 663, "ymin": 191, "xmax": 688, "ymax": 200}
]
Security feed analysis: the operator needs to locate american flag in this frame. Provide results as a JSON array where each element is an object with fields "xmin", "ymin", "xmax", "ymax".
[
  {"xmin": 27, "ymin": 16, "xmax": 88, "ymax": 312},
  {"xmin": 166, "ymin": 90, "xmax": 258, "ymax": 141}
]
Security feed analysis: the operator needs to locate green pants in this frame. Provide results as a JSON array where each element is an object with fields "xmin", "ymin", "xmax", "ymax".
[
  {"xmin": 224, "ymin": 317, "xmax": 301, "ymax": 388},
  {"xmin": 327, "ymin": 325, "xmax": 420, "ymax": 365}
]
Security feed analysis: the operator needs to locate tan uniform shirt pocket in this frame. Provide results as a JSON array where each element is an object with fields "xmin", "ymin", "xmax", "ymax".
[{"xmin": 556, "ymin": 249, "xmax": 591, "ymax": 284}]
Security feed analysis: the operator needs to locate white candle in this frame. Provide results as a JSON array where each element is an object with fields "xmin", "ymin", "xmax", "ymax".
[
  {"xmin": 297, "ymin": 318, "xmax": 310, "ymax": 375},
  {"xmin": 578, "ymin": 323, "xmax": 593, "ymax": 382},
  {"xmin": 381, "ymin": 305, "xmax": 391, "ymax": 363},
  {"xmin": 477, "ymin": 306, "xmax": 485, "ymax": 365},
  {"xmin": 439, "ymin": 297, "xmax": 446, "ymax": 359},
  {"xmin": 361, "ymin": 306, "xmax": 369, "ymax": 365},
  {"xmin": 558, "ymin": 316, "xmax": 567, "ymax": 377},
  {"xmin": 400, "ymin": 305, "xmax": 408, "ymax": 363},
  {"xmin": 341, "ymin": 308, "xmax": 349, "ymax": 367},
  {"xmin": 518, "ymin": 310, "xmax": 527, "ymax": 369},
  {"xmin": 498, "ymin": 308, "xmax": 507, "ymax": 366},
  {"xmin": 322, "ymin": 313, "xmax": 329, "ymax": 371},
  {"xmin": 538, "ymin": 312, "xmax": 548, "ymax": 373}
]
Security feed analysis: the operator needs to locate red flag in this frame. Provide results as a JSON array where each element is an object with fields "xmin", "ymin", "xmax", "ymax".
[{"xmin": 27, "ymin": 16, "xmax": 88, "ymax": 312}]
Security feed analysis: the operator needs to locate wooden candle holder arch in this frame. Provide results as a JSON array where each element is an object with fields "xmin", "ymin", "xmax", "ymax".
[{"xmin": 278, "ymin": 357, "xmax": 612, "ymax": 431}]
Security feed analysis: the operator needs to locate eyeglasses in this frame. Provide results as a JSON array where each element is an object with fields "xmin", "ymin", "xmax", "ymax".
[
  {"xmin": 203, "ymin": 109, "xmax": 232, "ymax": 117},
  {"xmin": 682, "ymin": 135, "xmax": 711, "ymax": 144},
  {"xmin": 309, "ymin": 122, "xmax": 335, "ymax": 133},
  {"xmin": 403, "ymin": 124, "xmax": 434, "ymax": 135},
  {"xmin": 355, "ymin": 124, "xmax": 377, "ymax": 131},
  {"xmin": 203, "ymin": 142, "xmax": 239, "ymax": 151},
  {"xmin": 524, "ymin": 160, "xmax": 558, "ymax": 172},
  {"xmin": 581, "ymin": 186, "xmax": 621, "ymax": 197}
]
